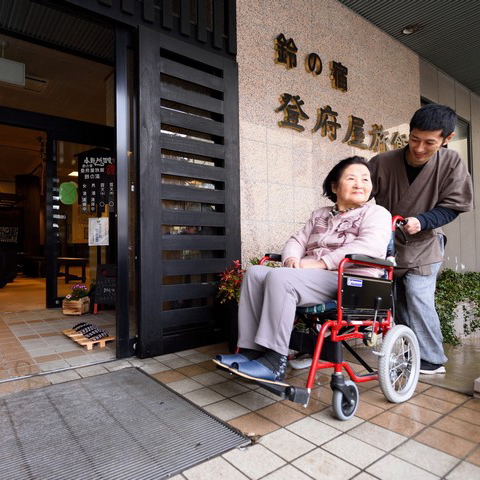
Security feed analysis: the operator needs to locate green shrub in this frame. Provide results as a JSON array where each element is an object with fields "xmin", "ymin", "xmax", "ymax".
[{"xmin": 435, "ymin": 268, "xmax": 480, "ymax": 345}]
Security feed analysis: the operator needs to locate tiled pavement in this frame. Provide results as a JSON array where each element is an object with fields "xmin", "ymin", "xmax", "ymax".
[
  {"xmin": 0, "ymin": 309, "xmax": 116, "ymax": 384},
  {"xmin": 1, "ymin": 334, "xmax": 480, "ymax": 479}
]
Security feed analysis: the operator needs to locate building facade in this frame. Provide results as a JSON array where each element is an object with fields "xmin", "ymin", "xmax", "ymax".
[{"xmin": 0, "ymin": 0, "xmax": 477, "ymax": 360}]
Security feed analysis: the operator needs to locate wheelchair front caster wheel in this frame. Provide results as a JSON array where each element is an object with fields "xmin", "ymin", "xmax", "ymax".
[
  {"xmin": 378, "ymin": 325, "xmax": 420, "ymax": 403},
  {"xmin": 332, "ymin": 380, "xmax": 359, "ymax": 421}
]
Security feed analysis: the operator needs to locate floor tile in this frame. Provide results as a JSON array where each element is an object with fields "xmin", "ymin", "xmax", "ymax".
[
  {"xmin": 370, "ymin": 410, "xmax": 425, "ymax": 437},
  {"xmin": 414, "ymin": 427, "xmax": 476, "ymax": 458},
  {"xmin": 433, "ymin": 415, "xmax": 480, "ymax": 442},
  {"xmin": 223, "ymin": 444, "xmax": 286, "ymax": 480},
  {"xmin": 154, "ymin": 356, "xmax": 193, "ymax": 369},
  {"xmin": 76, "ymin": 364, "xmax": 109, "ymax": 377},
  {"xmin": 392, "ymin": 439, "xmax": 458, "ymax": 477},
  {"xmin": 183, "ymin": 456, "xmax": 248, "ymax": 480},
  {"xmin": 359, "ymin": 389, "xmax": 395, "ymax": 410},
  {"xmin": 33, "ymin": 353, "xmax": 62, "ymax": 363},
  {"xmin": 311, "ymin": 407, "xmax": 364, "ymax": 431},
  {"xmin": 408, "ymin": 393, "xmax": 457, "ymax": 414},
  {"xmin": 366, "ymin": 454, "xmax": 438, "ymax": 479},
  {"xmin": 37, "ymin": 359, "xmax": 71, "ymax": 371},
  {"xmin": 422, "ymin": 386, "xmax": 469, "ymax": 405},
  {"xmin": 174, "ymin": 364, "xmax": 209, "ymax": 377},
  {"xmin": 183, "ymin": 387, "xmax": 225, "ymax": 407},
  {"xmin": 449, "ymin": 406, "xmax": 480, "ymax": 426},
  {"xmin": 292, "ymin": 447, "xmax": 360, "ymax": 479},
  {"xmin": 467, "ymin": 445, "xmax": 480, "ymax": 467},
  {"xmin": 152, "ymin": 370, "xmax": 187, "ymax": 383},
  {"xmin": 260, "ymin": 464, "xmax": 313, "ymax": 480},
  {"xmin": 203, "ymin": 399, "xmax": 250, "ymax": 422},
  {"xmin": 445, "ymin": 460, "xmax": 480, "ymax": 479},
  {"xmin": 228, "ymin": 412, "xmax": 280, "ymax": 437},
  {"xmin": 231, "ymin": 390, "xmax": 276, "ymax": 410},
  {"xmin": 167, "ymin": 378, "xmax": 204, "ymax": 395},
  {"xmin": 463, "ymin": 398, "xmax": 480, "ymax": 412},
  {"xmin": 179, "ymin": 352, "xmax": 211, "ymax": 364},
  {"xmin": 354, "ymin": 400, "xmax": 384, "ymax": 420},
  {"xmin": 210, "ymin": 380, "xmax": 251, "ymax": 397},
  {"xmin": 286, "ymin": 417, "xmax": 341, "ymax": 446},
  {"xmin": 256, "ymin": 402, "xmax": 305, "ymax": 426},
  {"xmin": 46, "ymin": 369, "xmax": 82, "ymax": 383},
  {"xmin": 349, "ymin": 422, "xmax": 407, "ymax": 451},
  {"xmin": 140, "ymin": 361, "xmax": 171, "ymax": 375},
  {"xmin": 191, "ymin": 371, "xmax": 226, "ymax": 387},
  {"xmin": 390, "ymin": 402, "xmax": 443, "ymax": 425},
  {"xmin": 259, "ymin": 428, "xmax": 315, "ymax": 462},
  {"xmin": 282, "ymin": 396, "xmax": 328, "ymax": 415},
  {"xmin": 353, "ymin": 473, "xmax": 379, "ymax": 480},
  {"xmin": 322, "ymin": 433, "xmax": 385, "ymax": 469}
]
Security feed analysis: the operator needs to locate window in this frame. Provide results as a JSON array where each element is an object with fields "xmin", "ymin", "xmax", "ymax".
[{"xmin": 449, "ymin": 117, "xmax": 471, "ymax": 174}]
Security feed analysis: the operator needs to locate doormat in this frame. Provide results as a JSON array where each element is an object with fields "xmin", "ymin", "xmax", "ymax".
[{"xmin": 1, "ymin": 368, "xmax": 249, "ymax": 479}]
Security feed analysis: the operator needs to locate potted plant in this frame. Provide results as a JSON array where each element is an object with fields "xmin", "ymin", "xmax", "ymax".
[
  {"xmin": 217, "ymin": 260, "xmax": 245, "ymax": 305},
  {"xmin": 62, "ymin": 283, "xmax": 91, "ymax": 315},
  {"xmin": 216, "ymin": 260, "xmax": 245, "ymax": 351}
]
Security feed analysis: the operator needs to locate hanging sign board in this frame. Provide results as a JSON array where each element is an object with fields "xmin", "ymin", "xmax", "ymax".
[
  {"xmin": 77, "ymin": 148, "xmax": 116, "ymax": 214},
  {"xmin": 94, "ymin": 264, "xmax": 116, "ymax": 306}
]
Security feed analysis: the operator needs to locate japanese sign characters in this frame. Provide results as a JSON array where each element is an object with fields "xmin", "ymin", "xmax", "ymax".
[
  {"xmin": 275, "ymin": 33, "xmax": 348, "ymax": 92},
  {"xmin": 273, "ymin": 33, "xmax": 409, "ymax": 152},
  {"xmin": 77, "ymin": 148, "xmax": 116, "ymax": 214}
]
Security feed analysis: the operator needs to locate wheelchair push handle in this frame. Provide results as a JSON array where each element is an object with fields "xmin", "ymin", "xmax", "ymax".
[{"xmin": 387, "ymin": 215, "xmax": 407, "ymax": 260}]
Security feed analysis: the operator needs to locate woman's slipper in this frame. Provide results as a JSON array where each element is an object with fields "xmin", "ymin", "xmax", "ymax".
[
  {"xmin": 233, "ymin": 360, "xmax": 289, "ymax": 387},
  {"xmin": 212, "ymin": 353, "xmax": 252, "ymax": 369},
  {"xmin": 289, "ymin": 354, "xmax": 313, "ymax": 370}
]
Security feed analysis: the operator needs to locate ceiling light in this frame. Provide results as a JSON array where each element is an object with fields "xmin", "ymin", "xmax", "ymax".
[
  {"xmin": 0, "ymin": 40, "xmax": 25, "ymax": 86},
  {"xmin": 402, "ymin": 24, "xmax": 422, "ymax": 35}
]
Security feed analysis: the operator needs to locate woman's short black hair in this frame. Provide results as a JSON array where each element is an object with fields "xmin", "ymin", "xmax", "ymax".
[{"xmin": 322, "ymin": 156, "xmax": 370, "ymax": 203}]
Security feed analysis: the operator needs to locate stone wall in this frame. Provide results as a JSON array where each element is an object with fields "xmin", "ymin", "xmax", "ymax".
[{"xmin": 237, "ymin": 0, "xmax": 419, "ymax": 262}]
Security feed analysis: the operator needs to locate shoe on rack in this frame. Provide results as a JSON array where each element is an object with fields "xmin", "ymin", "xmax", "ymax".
[
  {"xmin": 419, "ymin": 359, "xmax": 446, "ymax": 374},
  {"xmin": 289, "ymin": 354, "xmax": 313, "ymax": 370}
]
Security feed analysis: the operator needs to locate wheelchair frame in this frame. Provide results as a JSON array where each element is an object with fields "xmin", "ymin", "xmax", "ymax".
[{"xmin": 251, "ymin": 215, "xmax": 420, "ymax": 420}]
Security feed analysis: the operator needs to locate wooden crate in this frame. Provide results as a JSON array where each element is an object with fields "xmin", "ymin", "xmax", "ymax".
[{"xmin": 62, "ymin": 297, "xmax": 90, "ymax": 315}]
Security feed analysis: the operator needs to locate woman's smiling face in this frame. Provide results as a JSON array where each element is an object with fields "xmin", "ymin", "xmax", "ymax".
[{"xmin": 332, "ymin": 163, "xmax": 372, "ymax": 210}]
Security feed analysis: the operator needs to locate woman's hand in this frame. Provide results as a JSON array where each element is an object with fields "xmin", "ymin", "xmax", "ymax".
[
  {"xmin": 299, "ymin": 258, "xmax": 327, "ymax": 269},
  {"xmin": 284, "ymin": 257, "xmax": 300, "ymax": 268}
]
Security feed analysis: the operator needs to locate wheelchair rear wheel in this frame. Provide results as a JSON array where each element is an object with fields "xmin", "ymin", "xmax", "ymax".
[
  {"xmin": 378, "ymin": 325, "xmax": 420, "ymax": 403},
  {"xmin": 332, "ymin": 380, "xmax": 359, "ymax": 421}
]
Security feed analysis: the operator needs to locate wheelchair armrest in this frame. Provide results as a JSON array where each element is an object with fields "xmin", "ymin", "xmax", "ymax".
[
  {"xmin": 264, "ymin": 253, "xmax": 282, "ymax": 262},
  {"xmin": 345, "ymin": 254, "xmax": 394, "ymax": 267}
]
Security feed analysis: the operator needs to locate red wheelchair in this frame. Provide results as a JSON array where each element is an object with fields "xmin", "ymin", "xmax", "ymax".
[{"xmin": 233, "ymin": 216, "xmax": 420, "ymax": 420}]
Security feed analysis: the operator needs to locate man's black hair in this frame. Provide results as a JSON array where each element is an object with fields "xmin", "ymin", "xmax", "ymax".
[
  {"xmin": 322, "ymin": 156, "xmax": 370, "ymax": 203},
  {"xmin": 409, "ymin": 103, "xmax": 457, "ymax": 140}
]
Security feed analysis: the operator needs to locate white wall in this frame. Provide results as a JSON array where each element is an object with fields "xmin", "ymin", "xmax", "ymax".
[{"xmin": 420, "ymin": 58, "xmax": 479, "ymax": 272}]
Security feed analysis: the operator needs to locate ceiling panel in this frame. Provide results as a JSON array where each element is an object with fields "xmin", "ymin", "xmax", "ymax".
[{"xmin": 338, "ymin": 0, "xmax": 480, "ymax": 96}]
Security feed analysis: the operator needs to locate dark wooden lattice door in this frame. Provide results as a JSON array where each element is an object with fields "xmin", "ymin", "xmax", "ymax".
[{"xmin": 137, "ymin": 26, "xmax": 240, "ymax": 357}]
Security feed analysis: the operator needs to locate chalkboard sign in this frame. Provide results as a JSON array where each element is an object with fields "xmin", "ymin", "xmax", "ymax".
[{"xmin": 94, "ymin": 264, "xmax": 116, "ymax": 305}]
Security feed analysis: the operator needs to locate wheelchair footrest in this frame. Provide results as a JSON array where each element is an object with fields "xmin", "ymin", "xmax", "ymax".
[{"xmin": 256, "ymin": 381, "xmax": 310, "ymax": 405}]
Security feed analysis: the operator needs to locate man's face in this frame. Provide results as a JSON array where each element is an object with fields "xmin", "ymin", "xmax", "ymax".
[{"xmin": 406, "ymin": 128, "xmax": 454, "ymax": 166}]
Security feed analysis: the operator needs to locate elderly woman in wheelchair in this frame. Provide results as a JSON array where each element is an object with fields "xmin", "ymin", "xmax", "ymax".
[{"xmin": 213, "ymin": 156, "xmax": 420, "ymax": 420}]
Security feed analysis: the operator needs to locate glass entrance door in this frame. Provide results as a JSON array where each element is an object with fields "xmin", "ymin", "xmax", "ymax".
[{"xmin": 47, "ymin": 140, "xmax": 115, "ymax": 307}]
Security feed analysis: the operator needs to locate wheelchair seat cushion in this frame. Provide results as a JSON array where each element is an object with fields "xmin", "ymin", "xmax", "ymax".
[{"xmin": 297, "ymin": 300, "xmax": 337, "ymax": 315}]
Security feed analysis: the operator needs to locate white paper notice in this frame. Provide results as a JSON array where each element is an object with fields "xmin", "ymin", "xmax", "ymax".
[{"xmin": 88, "ymin": 217, "xmax": 109, "ymax": 246}]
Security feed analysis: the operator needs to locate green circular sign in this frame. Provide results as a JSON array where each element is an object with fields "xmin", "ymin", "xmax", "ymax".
[{"xmin": 59, "ymin": 182, "xmax": 78, "ymax": 205}]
